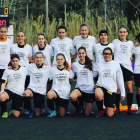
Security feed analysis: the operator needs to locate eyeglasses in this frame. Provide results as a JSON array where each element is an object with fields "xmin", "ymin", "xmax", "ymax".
[{"xmin": 103, "ymin": 53, "xmax": 112, "ymax": 55}]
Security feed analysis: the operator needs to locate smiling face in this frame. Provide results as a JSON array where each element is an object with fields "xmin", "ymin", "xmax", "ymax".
[
  {"xmin": 118, "ymin": 28, "xmax": 128, "ymax": 41},
  {"xmin": 58, "ymin": 29, "xmax": 67, "ymax": 39},
  {"xmin": 38, "ymin": 35, "xmax": 45, "ymax": 46},
  {"xmin": 35, "ymin": 53, "xmax": 44, "ymax": 65},
  {"xmin": 0, "ymin": 27, "xmax": 8, "ymax": 39},
  {"xmin": 78, "ymin": 49, "xmax": 87, "ymax": 60},
  {"xmin": 103, "ymin": 49, "xmax": 113, "ymax": 62},
  {"xmin": 56, "ymin": 55, "xmax": 65, "ymax": 66},
  {"xmin": 80, "ymin": 26, "xmax": 89, "ymax": 38},
  {"xmin": 17, "ymin": 32, "xmax": 26, "ymax": 44},
  {"xmin": 11, "ymin": 58, "xmax": 20, "ymax": 68}
]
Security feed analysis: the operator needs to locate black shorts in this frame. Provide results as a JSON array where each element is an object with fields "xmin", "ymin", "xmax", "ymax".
[
  {"xmin": 120, "ymin": 65, "xmax": 133, "ymax": 81},
  {"xmin": 5, "ymin": 89, "xmax": 23, "ymax": 111},
  {"xmin": 28, "ymin": 89, "xmax": 45, "ymax": 109},
  {"xmin": 25, "ymin": 76, "xmax": 30, "ymax": 89},
  {"xmin": 75, "ymin": 88, "xmax": 95, "ymax": 103},
  {"xmin": 0, "ymin": 69, "xmax": 5, "ymax": 79},
  {"xmin": 134, "ymin": 74, "xmax": 140, "ymax": 87},
  {"xmin": 94, "ymin": 85, "xmax": 116, "ymax": 108},
  {"xmin": 53, "ymin": 90, "xmax": 69, "ymax": 109}
]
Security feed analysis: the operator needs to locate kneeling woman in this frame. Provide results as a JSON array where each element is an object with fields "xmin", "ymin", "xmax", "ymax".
[
  {"xmin": 24, "ymin": 52, "xmax": 51, "ymax": 118},
  {"xmin": 70, "ymin": 47, "xmax": 95, "ymax": 116},
  {"xmin": 47, "ymin": 53, "xmax": 74, "ymax": 117},
  {"xmin": 0, "ymin": 54, "xmax": 28, "ymax": 118},
  {"xmin": 94, "ymin": 47, "xmax": 125, "ymax": 117}
]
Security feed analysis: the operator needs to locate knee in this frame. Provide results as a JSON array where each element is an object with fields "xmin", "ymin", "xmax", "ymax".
[
  {"xmin": 69, "ymin": 94, "xmax": 76, "ymax": 102},
  {"xmin": 24, "ymin": 91, "xmax": 29, "ymax": 97},
  {"xmin": 126, "ymin": 87, "xmax": 132, "ymax": 93},
  {"xmin": 0, "ymin": 96, "xmax": 6, "ymax": 102},
  {"xmin": 47, "ymin": 93, "xmax": 52, "ymax": 99},
  {"xmin": 106, "ymin": 112, "xmax": 114, "ymax": 117},
  {"xmin": 95, "ymin": 95, "xmax": 102, "ymax": 101}
]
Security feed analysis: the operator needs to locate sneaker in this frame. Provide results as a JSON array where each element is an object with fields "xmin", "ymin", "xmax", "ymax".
[
  {"xmin": 28, "ymin": 112, "xmax": 34, "ymax": 119},
  {"xmin": 65, "ymin": 108, "xmax": 70, "ymax": 115},
  {"xmin": 41, "ymin": 108, "xmax": 46, "ymax": 114},
  {"xmin": 114, "ymin": 108, "xmax": 120, "ymax": 115},
  {"xmin": 24, "ymin": 109, "xmax": 29, "ymax": 115},
  {"xmin": 94, "ymin": 111, "xmax": 104, "ymax": 118},
  {"xmin": 9, "ymin": 110, "xmax": 13, "ymax": 116},
  {"xmin": 135, "ymin": 109, "xmax": 140, "ymax": 114},
  {"xmin": 47, "ymin": 111, "xmax": 57, "ymax": 117},
  {"xmin": 1, "ymin": 112, "xmax": 8, "ymax": 118},
  {"xmin": 127, "ymin": 109, "xmax": 133, "ymax": 115}
]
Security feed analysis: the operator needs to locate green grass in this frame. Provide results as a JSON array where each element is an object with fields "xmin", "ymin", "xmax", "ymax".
[{"xmin": 0, "ymin": 82, "xmax": 139, "ymax": 140}]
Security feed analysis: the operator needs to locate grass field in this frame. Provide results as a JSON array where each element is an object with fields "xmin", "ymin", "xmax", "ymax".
[{"xmin": 0, "ymin": 82, "xmax": 139, "ymax": 140}]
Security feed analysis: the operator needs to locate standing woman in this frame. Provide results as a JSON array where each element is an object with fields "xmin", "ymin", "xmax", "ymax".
[
  {"xmin": 0, "ymin": 54, "xmax": 28, "ymax": 118},
  {"xmin": 94, "ymin": 47, "xmax": 125, "ymax": 117},
  {"xmin": 133, "ymin": 33, "xmax": 140, "ymax": 114},
  {"xmin": 24, "ymin": 52, "xmax": 51, "ymax": 118},
  {"xmin": 0, "ymin": 25, "xmax": 13, "ymax": 114},
  {"xmin": 47, "ymin": 53, "xmax": 74, "ymax": 117},
  {"xmin": 50, "ymin": 25, "xmax": 76, "ymax": 67},
  {"xmin": 70, "ymin": 47, "xmax": 95, "ymax": 116},
  {"xmin": 73, "ymin": 23, "xmax": 96, "ymax": 62},
  {"xmin": 112, "ymin": 25, "xmax": 134, "ymax": 115}
]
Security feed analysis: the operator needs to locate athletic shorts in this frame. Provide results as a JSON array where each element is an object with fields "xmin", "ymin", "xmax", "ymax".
[
  {"xmin": 28, "ymin": 88, "xmax": 45, "ymax": 109},
  {"xmin": 5, "ymin": 89, "xmax": 23, "ymax": 111},
  {"xmin": 134, "ymin": 74, "xmax": 140, "ymax": 87},
  {"xmin": 75, "ymin": 88, "xmax": 95, "ymax": 103},
  {"xmin": 94, "ymin": 85, "xmax": 116, "ymax": 108},
  {"xmin": 120, "ymin": 65, "xmax": 133, "ymax": 81},
  {"xmin": 25, "ymin": 76, "xmax": 30, "ymax": 89},
  {"xmin": 0, "ymin": 69, "xmax": 5, "ymax": 79},
  {"xmin": 53, "ymin": 90, "xmax": 69, "ymax": 108}
]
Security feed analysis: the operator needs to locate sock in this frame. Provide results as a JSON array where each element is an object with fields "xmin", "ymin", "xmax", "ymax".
[
  {"xmin": 55, "ymin": 98, "xmax": 59, "ymax": 111},
  {"xmin": 115, "ymin": 94, "xmax": 120, "ymax": 108},
  {"xmin": 78, "ymin": 96, "xmax": 84, "ymax": 108},
  {"xmin": 24, "ymin": 97, "xmax": 32, "ymax": 112},
  {"xmin": 71, "ymin": 100, "xmax": 79, "ymax": 108},
  {"xmin": 96, "ymin": 100, "xmax": 103, "ymax": 112},
  {"xmin": 11, "ymin": 100, "xmax": 13, "ymax": 110},
  {"xmin": 136, "ymin": 94, "xmax": 140, "ymax": 107},
  {"xmin": 47, "ymin": 99, "xmax": 54, "ymax": 111},
  {"xmin": 0, "ymin": 101, "xmax": 7, "ymax": 112},
  {"xmin": 127, "ymin": 93, "xmax": 133, "ymax": 109}
]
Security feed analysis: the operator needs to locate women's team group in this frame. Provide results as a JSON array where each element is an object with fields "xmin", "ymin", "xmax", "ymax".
[{"xmin": 0, "ymin": 23, "xmax": 140, "ymax": 119}]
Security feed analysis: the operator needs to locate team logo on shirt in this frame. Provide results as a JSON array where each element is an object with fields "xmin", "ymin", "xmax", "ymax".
[
  {"xmin": 80, "ymin": 69, "xmax": 88, "ymax": 78},
  {"xmin": 55, "ymin": 73, "xmax": 67, "ymax": 83},
  {"xmin": 0, "ymin": 45, "xmax": 8, "ymax": 53},
  {"xmin": 102, "ymin": 69, "xmax": 111, "ymax": 77},
  {"xmin": 34, "ymin": 73, "xmax": 43, "ymax": 82},
  {"xmin": 15, "ymin": 52, "xmax": 25, "ymax": 58},
  {"xmin": 120, "ymin": 45, "xmax": 128, "ymax": 53},
  {"xmin": 81, "ymin": 43, "xmax": 89, "ymax": 48},
  {"xmin": 58, "ymin": 44, "xmax": 67, "ymax": 51}
]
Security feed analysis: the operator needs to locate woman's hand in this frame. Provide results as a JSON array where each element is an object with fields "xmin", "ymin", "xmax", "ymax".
[{"xmin": 121, "ymin": 96, "xmax": 125, "ymax": 101}]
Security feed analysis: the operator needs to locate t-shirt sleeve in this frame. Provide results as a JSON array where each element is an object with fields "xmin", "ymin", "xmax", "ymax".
[
  {"xmin": 28, "ymin": 46, "xmax": 33, "ymax": 57},
  {"xmin": 93, "ymin": 64, "xmax": 99, "ymax": 78},
  {"xmin": 116, "ymin": 63, "xmax": 125, "ymax": 97},
  {"xmin": 69, "ymin": 70, "xmax": 74, "ymax": 79},
  {"xmin": 70, "ymin": 40, "xmax": 76, "ymax": 55}
]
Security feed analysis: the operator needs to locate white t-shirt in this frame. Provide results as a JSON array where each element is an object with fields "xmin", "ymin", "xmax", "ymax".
[
  {"xmin": 50, "ymin": 37, "xmax": 76, "ymax": 66},
  {"xmin": 2, "ymin": 66, "xmax": 28, "ymax": 96},
  {"xmin": 93, "ymin": 60, "xmax": 125, "ymax": 97},
  {"xmin": 93, "ymin": 43, "xmax": 115, "ymax": 63},
  {"xmin": 27, "ymin": 63, "xmax": 51, "ymax": 95},
  {"xmin": 0, "ymin": 38, "xmax": 13, "ymax": 69},
  {"xmin": 73, "ymin": 35, "xmax": 96, "ymax": 62},
  {"xmin": 33, "ymin": 44, "xmax": 52, "ymax": 66},
  {"xmin": 10, "ymin": 43, "xmax": 32, "ymax": 67},
  {"xmin": 72, "ymin": 61, "xmax": 94, "ymax": 93},
  {"xmin": 112, "ymin": 39, "xmax": 134, "ymax": 72},
  {"xmin": 49, "ymin": 67, "xmax": 74, "ymax": 100},
  {"xmin": 132, "ymin": 46, "xmax": 140, "ymax": 74}
]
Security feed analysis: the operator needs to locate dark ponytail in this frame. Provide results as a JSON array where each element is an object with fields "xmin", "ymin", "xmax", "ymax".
[{"xmin": 78, "ymin": 47, "xmax": 93, "ymax": 71}]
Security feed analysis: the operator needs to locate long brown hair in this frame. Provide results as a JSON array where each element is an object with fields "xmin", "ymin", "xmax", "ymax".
[
  {"xmin": 56, "ymin": 53, "xmax": 69, "ymax": 70},
  {"xmin": 78, "ymin": 47, "xmax": 93, "ymax": 71}
]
